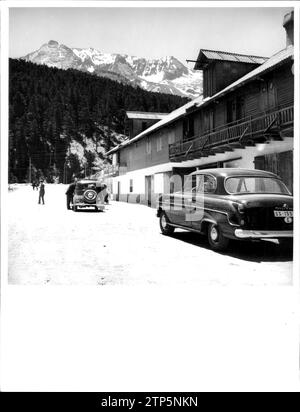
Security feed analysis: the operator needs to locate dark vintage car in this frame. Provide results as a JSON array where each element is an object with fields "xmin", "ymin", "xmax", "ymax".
[
  {"xmin": 157, "ymin": 168, "xmax": 293, "ymax": 251},
  {"xmin": 72, "ymin": 179, "xmax": 107, "ymax": 212}
]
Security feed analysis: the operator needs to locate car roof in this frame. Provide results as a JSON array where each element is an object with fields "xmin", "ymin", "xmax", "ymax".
[{"xmin": 190, "ymin": 168, "xmax": 278, "ymax": 178}]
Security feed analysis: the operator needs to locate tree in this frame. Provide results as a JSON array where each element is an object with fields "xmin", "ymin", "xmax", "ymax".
[{"xmin": 9, "ymin": 58, "xmax": 189, "ymax": 182}]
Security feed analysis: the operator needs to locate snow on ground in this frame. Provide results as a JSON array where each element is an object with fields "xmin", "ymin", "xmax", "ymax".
[{"xmin": 8, "ymin": 184, "xmax": 293, "ymax": 286}]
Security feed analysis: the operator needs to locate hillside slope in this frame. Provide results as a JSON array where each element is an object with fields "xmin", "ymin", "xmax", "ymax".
[{"xmin": 9, "ymin": 59, "xmax": 188, "ymax": 183}]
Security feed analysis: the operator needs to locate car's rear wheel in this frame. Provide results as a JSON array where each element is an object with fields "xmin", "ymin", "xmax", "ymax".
[
  {"xmin": 160, "ymin": 212, "xmax": 174, "ymax": 235},
  {"xmin": 207, "ymin": 223, "xmax": 229, "ymax": 251}
]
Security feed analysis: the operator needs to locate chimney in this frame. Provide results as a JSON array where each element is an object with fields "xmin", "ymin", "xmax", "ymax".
[{"xmin": 283, "ymin": 11, "xmax": 294, "ymax": 47}]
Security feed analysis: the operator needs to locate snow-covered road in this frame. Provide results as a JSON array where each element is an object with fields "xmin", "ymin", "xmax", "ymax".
[{"xmin": 8, "ymin": 184, "xmax": 293, "ymax": 285}]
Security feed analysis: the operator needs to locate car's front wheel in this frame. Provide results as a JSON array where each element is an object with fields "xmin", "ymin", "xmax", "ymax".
[
  {"xmin": 207, "ymin": 223, "xmax": 229, "ymax": 251},
  {"xmin": 159, "ymin": 212, "xmax": 174, "ymax": 236}
]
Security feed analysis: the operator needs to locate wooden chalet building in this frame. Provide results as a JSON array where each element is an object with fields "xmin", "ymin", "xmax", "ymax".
[
  {"xmin": 106, "ymin": 11, "xmax": 294, "ymax": 206},
  {"xmin": 125, "ymin": 111, "xmax": 168, "ymax": 139}
]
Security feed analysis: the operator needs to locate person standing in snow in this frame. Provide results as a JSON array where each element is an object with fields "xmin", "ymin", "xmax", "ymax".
[
  {"xmin": 65, "ymin": 178, "xmax": 77, "ymax": 210},
  {"xmin": 38, "ymin": 179, "xmax": 45, "ymax": 205}
]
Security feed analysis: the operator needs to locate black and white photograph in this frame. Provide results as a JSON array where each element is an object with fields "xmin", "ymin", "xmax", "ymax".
[
  {"xmin": 1, "ymin": 0, "xmax": 299, "ymax": 393},
  {"xmin": 6, "ymin": 4, "xmax": 295, "ymax": 286}
]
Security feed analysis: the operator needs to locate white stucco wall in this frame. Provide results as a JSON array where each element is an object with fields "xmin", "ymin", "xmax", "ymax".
[{"xmin": 111, "ymin": 137, "xmax": 293, "ymax": 197}]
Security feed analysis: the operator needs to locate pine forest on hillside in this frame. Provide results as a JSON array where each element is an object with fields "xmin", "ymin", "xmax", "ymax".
[{"xmin": 9, "ymin": 59, "xmax": 188, "ymax": 183}]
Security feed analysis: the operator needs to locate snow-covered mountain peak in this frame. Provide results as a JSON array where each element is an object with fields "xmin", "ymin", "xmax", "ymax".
[{"xmin": 22, "ymin": 41, "xmax": 202, "ymax": 99}]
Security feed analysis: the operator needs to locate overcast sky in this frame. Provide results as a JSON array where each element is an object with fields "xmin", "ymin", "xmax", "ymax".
[{"xmin": 9, "ymin": 6, "xmax": 293, "ymax": 63}]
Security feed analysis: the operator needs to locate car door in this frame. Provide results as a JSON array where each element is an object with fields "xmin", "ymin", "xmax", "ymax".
[
  {"xmin": 181, "ymin": 174, "xmax": 203, "ymax": 228},
  {"xmin": 190, "ymin": 174, "xmax": 217, "ymax": 231},
  {"xmin": 167, "ymin": 174, "xmax": 195, "ymax": 227}
]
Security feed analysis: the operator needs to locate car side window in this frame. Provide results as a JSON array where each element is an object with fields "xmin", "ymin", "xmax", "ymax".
[
  {"xmin": 203, "ymin": 175, "xmax": 217, "ymax": 193},
  {"xmin": 193, "ymin": 174, "xmax": 216, "ymax": 194}
]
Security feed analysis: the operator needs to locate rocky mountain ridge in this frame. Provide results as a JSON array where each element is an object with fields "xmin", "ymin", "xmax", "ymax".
[{"xmin": 22, "ymin": 40, "xmax": 202, "ymax": 98}]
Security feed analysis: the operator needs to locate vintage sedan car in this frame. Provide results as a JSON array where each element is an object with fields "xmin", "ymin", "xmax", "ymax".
[
  {"xmin": 157, "ymin": 168, "xmax": 293, "ymax": 251},
  {"xmin": 72, "ymin": 179, "xmax": 107, "ymax": 212}
]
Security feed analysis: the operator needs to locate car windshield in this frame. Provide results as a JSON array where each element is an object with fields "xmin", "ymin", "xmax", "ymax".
[{"xmin": 225, "ymin": 176, "xmax": 290, "ymax": 195}]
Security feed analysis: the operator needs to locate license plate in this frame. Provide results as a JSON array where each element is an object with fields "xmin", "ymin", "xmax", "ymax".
[{"xmin": 274, "ymin": 211, "xmax": 293, "ymax": 217}]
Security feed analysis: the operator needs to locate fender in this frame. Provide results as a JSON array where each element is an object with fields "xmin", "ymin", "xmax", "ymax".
[{"xmin": 198, "ymin": 210, "xmax": 219, "ymax": 234}]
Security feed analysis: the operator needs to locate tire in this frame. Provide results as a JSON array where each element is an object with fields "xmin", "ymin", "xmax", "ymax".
[
  {"xmin": 159, "ymin": 212, "xmax": 175, "ymax": 236},
  {"xmin": 207, "ymin": 223, "xmax": 229, "ymax": 251},
  {"xmin": 83, "ymin": 189, "xmax": 97, "ymax": 204}
]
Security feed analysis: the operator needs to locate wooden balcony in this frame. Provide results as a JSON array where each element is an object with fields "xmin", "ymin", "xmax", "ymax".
[{"xmin": 169, "ymin": 105, "xmax": 293, "ymax": 162}]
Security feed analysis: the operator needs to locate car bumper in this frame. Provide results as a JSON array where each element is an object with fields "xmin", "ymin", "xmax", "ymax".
[
  {"xmin": 74, "ymin": 203, "xmax": 104, "ymax": 209},
  {"xmin": 234, "ymin": 229, "xmax": 293, "ymax": 239}
]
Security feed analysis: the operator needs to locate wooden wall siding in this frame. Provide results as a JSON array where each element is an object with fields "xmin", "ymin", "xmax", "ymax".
[
  {"xmin": 119, "ymin": 130, "xmax": 170, "ymax": 172},
  {"xmin": 278, "ymin": 150, "xmax": 293, "ymax": 193},
  {"xmin": 203, "ymin": 61, "xmax": 259, "ymax": 97},
  {"xmin": 201, "ymin": 65, "xmax": 293, "ymax": 135},
  {"xmin": 167, "ymin": 127, "xmax": 176, "ymax": 145},
  {"xmin": 254, "ymin": 150, "xmax": 293, "ymax": 192},
  {"xmin": 244, "ymin": 84, "xmax": 261, "ymax": 117},
  {"xmin": 131, "ymin": 118, "xmax": 159, "ymax": 139},
  {"xmin": 194, "ymin": 113, "xmax": 201, "ymax": 136},
  {"xmin": 274, "ymin": 68, "xmax": 294, "ymax": 107},
  {"xmin": 174, "ymin": 122, "xmax": 183, "ymax": 143},
  {"xmin": 117, "ymin": 62, "xmax": 293, "ymax": 170},
  {"xmin": 214, "ymin": 101, "xmax": 226, "ymax": 129},
  {"xmin": 203, "ymin": 65, "xmax": 216, "ymax": 97},
  {"xmin": 197, "ymin": 66, "xmax": 292, "ymax": 139}
]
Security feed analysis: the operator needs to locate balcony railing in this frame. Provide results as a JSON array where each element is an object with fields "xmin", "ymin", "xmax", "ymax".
[{"xmin": 169, "ymin": 105, "xmax": 293, "ymax": 161}]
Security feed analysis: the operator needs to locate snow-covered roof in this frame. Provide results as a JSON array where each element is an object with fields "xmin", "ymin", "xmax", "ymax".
[
  {"xmin": 126, "ymin": 111, "xmax": 169, "ymax": 120},
  {"xmin": 106, "ymin": 46, "xmax": 293, "ymax": 156}
]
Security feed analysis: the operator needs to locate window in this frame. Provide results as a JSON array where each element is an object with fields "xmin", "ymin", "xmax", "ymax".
[
  {"xmin": 197, "ymin": 175, "xmax": 217, "ymax": 194},
  {"xmin": 188, "ymin": 117, "xmax": 194, "ymax": 138},
  {"xmin": 146, "ymin": 138, "xmax": 151, "ymax": 154},
  {"xmin": 204, "ymin": 109, "xmax": 214, "ymax": 132},
  {"xmin": 184, "ymin": 174, "xmax": 217, "ymax": 194},
  {"xmin": 129, "ymin": 179, "xmax": 133, "ymax": 193},
  {"xmin": 168, "ymin": 132, "xmax": 175, "ymax": 145},
  {"xmin": 226, "ymin": 100, "xmax": 235, "ymax": 124},
  {"xmin": 183, "ymin": 116, "xmax": 195, "ymax": 140},
  {"xmin": 236, "ymin": 96, "xmax": 245, "ymax": 120},
  {"xmin": 157, "ymin": 136, "xmax": 162, "ymax": 152},
  {"xmin": 225, "ymin": 177, "xmax": 290, "ymax": 195},
  {"xmin": 142, "ymin": 121, "xmax": 147, "ymax": 131}
]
